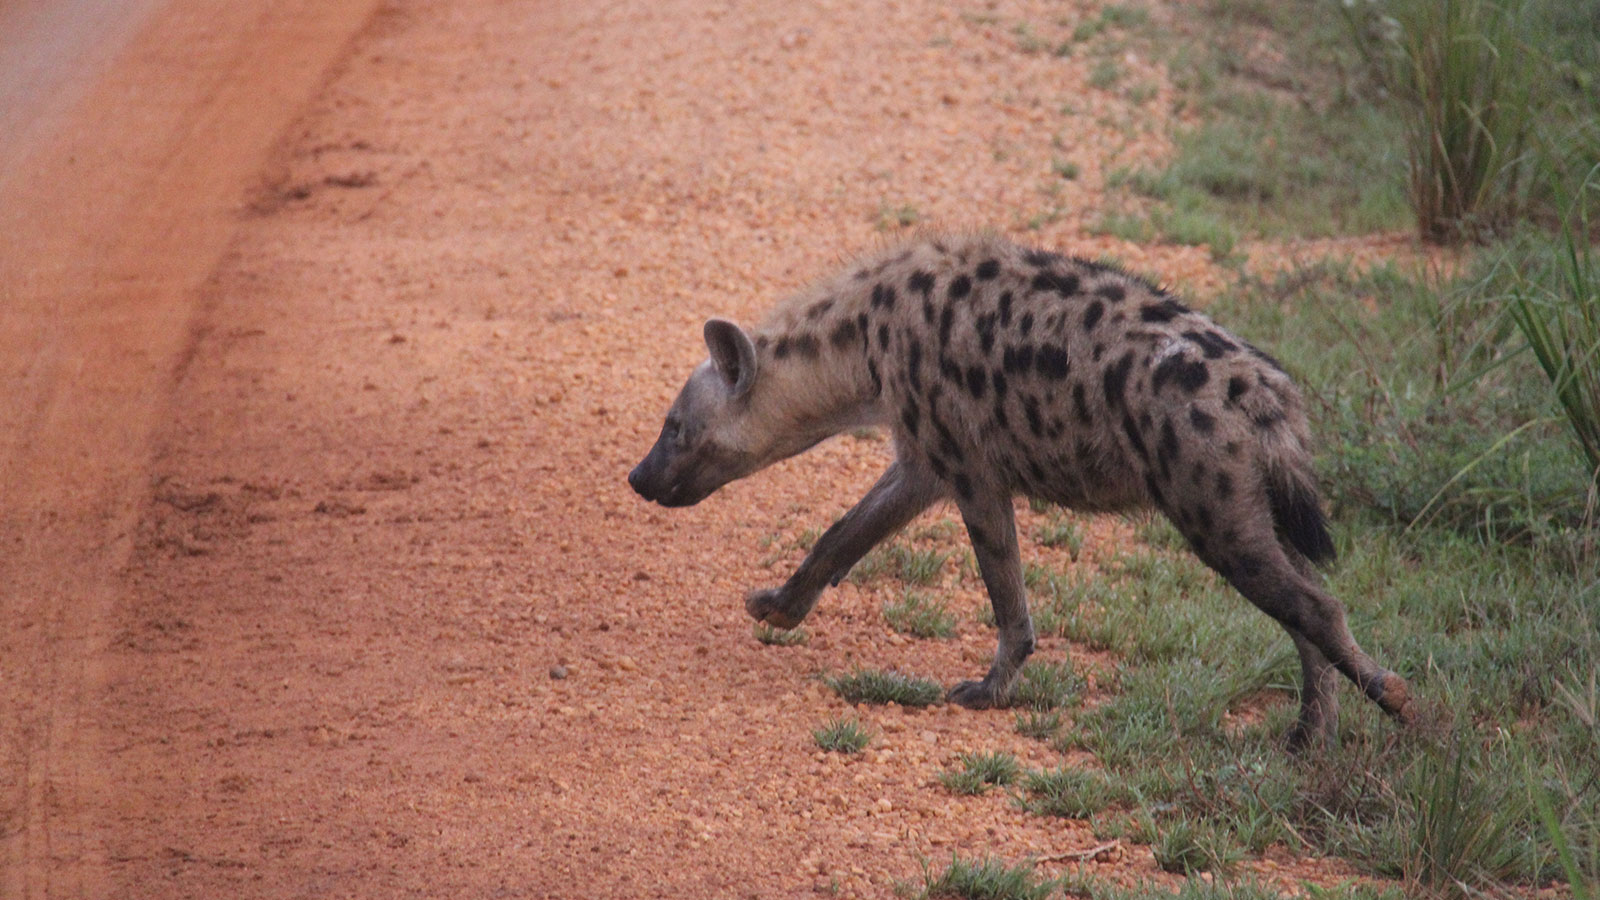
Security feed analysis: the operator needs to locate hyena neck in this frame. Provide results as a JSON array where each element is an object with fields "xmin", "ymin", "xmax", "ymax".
[{"xmin": 751, "ymin": 285, "xmax": 888, "ymax": 442}]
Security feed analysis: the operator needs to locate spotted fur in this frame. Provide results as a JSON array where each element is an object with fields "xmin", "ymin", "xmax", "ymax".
[{"xmin": 629, "ymin": 234, "xmax": 1416, "ymax": 749}]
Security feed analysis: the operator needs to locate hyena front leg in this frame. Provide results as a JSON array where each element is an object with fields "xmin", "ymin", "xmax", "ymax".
[
  {"xmin": 947, "ymin": 488, "xmax": 1035, "ymax": 709},
  {"xmin": 745, "ymin": 457, "xmax": 941, "ymax": 629}
]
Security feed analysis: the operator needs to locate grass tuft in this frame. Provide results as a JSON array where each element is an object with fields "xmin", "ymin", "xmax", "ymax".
[
  {"xmin": 919, "ymin": 854, "xmax": 1054, "ymax": 900},
  {"xmin": 825, "ymin": 668, "xmax": 944, "ymax": 707},
  {"xmin": 1010, "ymin": 659, "xmax": 1085, "ymax": 711},
  {"xmin": 938, "ymin": 751, "xmax": 1021, "ymax": 796},
  {"xmin": 812, "ymin": 716, "xmax": 871, "ymax": 754},
  {"xmin": 1014, "ymin": 710, "xmax": 1062, "ymax": 741},
  {"xmin": 1020, "ymin": 767, "xmax": 1122, "ymax": 819},
  {"xmin": 884, "ymin": 591, "xmax": 958, "ymax": 639}
]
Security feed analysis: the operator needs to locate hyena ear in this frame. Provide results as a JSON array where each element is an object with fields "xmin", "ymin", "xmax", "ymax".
[{"xmin": 704, "ymin": 318, "xmax": 758, "ymax": 397}]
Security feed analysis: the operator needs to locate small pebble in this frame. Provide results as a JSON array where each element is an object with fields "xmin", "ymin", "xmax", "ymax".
[{"xmin": 549, "ymin": 665, "xmax": 568, "ymax": 680}]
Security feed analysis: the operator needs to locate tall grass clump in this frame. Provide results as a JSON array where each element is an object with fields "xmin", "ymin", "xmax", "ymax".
[
  {"xmin": 1344, "ymin": 0, "xmax": 1537, "ymax": 242},
  {"xmin": 1502, "ymin": 168, "xmax": 1600, "ymax": 489}
]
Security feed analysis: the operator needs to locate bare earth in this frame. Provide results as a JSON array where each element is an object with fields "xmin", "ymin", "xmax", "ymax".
[{"xmin": 1, "ymin": 1, "xmax": 1415, "ymax": 897}]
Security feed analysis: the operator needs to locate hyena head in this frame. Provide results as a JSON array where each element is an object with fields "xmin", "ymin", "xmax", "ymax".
[{"xmin": 629, "ymin": 318, "xmax": 810, "ymax": 507}]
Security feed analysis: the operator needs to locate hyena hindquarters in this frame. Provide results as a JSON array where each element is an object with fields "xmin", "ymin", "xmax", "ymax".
[{"xmin": 628, "ymin": 235, "xmax": 1417, "ymax": 750}]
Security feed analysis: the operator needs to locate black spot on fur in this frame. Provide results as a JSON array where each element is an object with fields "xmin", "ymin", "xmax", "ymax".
[
  {"xmin": 1152, "ymin": 355, "xmax": 1210, "ymax": 394},
  {"xmin": 976, "ymin": 313, "xmax": 998, "ymax": 354},
  {"xmin": 870, "ymin": 284, "xmax": 898, "ymax": 311},
  {"xmin": 1227, "ymin": 376, "xmax": 1248, "ymax": 404},
  {"xmin": 901, "ymin": 404, "xmax": 921, "ymax": 436},
  {"xmin": 1082, "ymin": 300, "xmax": 1104, "ymax": 332},
  {"xmin": 976, "ymin": 259, "xmax": 1001, "ymax": 280},
  {"xmin": 807, "ymin": 299, "xmax": 835, "ymax": 320},
  {"xmin": 922, "ymin": 298, "xmax": 935, "ymax": 326},
  {"xmin": 991, "ymin": 369, "xmax": 1008, "ymax": 400},
  {"xmin": 908, "ymin": 270, "xmax": 935, "ymax": 295},
  {"xmin": 1182, "ymin": 329, "xmax": 1236, "ymax": 359},
  {"xmin": 1139, "ymin": 298, "xmax": 1190, "ymax": 323},
  {"xmin": 1122, "ymin": 412, "xmax": 1149, "ymax": 462},
  {"xmin": 773, "ymin": 336, "xmax": 793, "ymax": 359},
  {"xmin": 1189, "ymin": 406, "xmax": 1216, "ymax": 433},
  {"xmin": 1103, "ymin": 349, "xmax": 1135, "ymax": 407},
  {"xmin": 1024, "ymin": 249, "xmax": 1062, "ymax": 268},
  {"xmin": 1215, "ymin": 471, "xmax": 1233, "ymax": 499},
  {"xmin": 867, "ymin": 359, "xmax": 882, "ymax": 395},
  {"xmin": 1095, "ymin": 283, "xmax": 1125, "ymax": 302},
  {"xmin": 829, "ymin": 317, "xmax": 859, "ymax": 350},
  {"xmin": 1157, "ymin": 418, "xmax": 1180, "ymax": 476},
  {"xmin": 1024, "ymin": 396, "xmax": 1044, "ymax": 437},
  {"xmin": 791, "ymin": 334, "xmax": 820, "ymax": 359},
  {"xmin": 929, "ymin": 455, "xmax": 948, "ymax": 479},
  {"xmin": 1092, "ymin": 343, "xmax": 1105, "ymax": 362},
  {"xmin": 940, "ymin": 356, "xmax": 962, "ymax": 385},
  {"xmin": 1037, "ymin": 345, "xmax": 1070, "ymax": 380},
  {"xmin": 1019, "ymin": 312, "xmax": 1035, "ymax": 336},
  {"xmin": 906, "ymin": 341, "xmax": 923, "ymax": 392},
  {"xmin": 1072, "ymin": 383, "xmax": 1091, "ymax": 424},
  {"xmin": 938, "ymin": 306, "xmax": 954, "ymax": 346},
  {"xmin": 994, "ymin": 404, "xmax": 1010, "ymax": 431},
  {"xmin": 933, "ymin": 418, "xmax": 964, "ymax": 462},
  {"xmin": 949, "ymin": 275, "xmax": 972, "ymax": 300},
  {"xmin": 1031, "ymin": 271, "xmax": 1080, "ymax": 297},
  {"xmin": 1251, "ymin": 409, "xmax": 1286, "ymax": 429},
  {"xmin": 998, "ymin": 292, "xmax": 1014, "ymax": 327},
  {"xmin": 1143, "ymin": 470, "xmax": 1164, "ymax": 504},
  {"xmin": 877, "ymin": 323, "xmax": 890, "ymax": 351},
  {"xmin": 965, "ymin": 365, "xmax": 987, "ymax": 399},
  {"xmin": 952, "ymin": 472, "xmax": 974, "ymax": 500},
  {"xmin": 1002, "ymin": 344, "xmax": 1035, "ymax": 375}
]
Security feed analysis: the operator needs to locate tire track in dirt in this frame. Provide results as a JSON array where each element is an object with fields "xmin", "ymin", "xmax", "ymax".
[{"xmin": 0, "ymin": 2, "xmax": 381, "ymax": 896}]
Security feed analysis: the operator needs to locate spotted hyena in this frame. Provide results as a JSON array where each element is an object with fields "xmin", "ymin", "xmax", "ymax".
[{"xmin": 628, "ymin": 234, "xmax": 1416, "ymax": 749}]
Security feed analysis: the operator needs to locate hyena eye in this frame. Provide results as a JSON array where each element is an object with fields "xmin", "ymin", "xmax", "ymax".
[{"xmin": 664, "ymin": 416, "xmax": 684, "ymax": 445}]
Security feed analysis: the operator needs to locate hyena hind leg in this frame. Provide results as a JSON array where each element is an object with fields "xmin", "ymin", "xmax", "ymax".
[
  {"xmin": 745, "ymin": 458, "xmax": 941, "ymax": 629},
  {"xmin": 1189, "ymin": 523, "xmax": 1416, "ymax": 747}
]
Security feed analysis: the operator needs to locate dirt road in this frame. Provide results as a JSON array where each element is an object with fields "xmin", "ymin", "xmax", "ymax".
[{"xmin": 2, "ymin": 1, "xmax": 1352, "ymax": 897}]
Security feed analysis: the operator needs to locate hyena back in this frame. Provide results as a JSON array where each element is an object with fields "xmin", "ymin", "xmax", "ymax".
[{"xmin": 628, "ymin": 234, "xmax": 1415, "ymax": 750}]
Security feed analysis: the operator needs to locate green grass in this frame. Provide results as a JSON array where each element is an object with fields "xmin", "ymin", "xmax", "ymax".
[
  {"xmin": 825, "ymin": 668, "xmax": 944, "ymax": 707},
  {"xmin": 1009, "ymin": 659, "xmax": 1085, "ymax": 711},
  {"xmin": 884, "ymin": 591, "xmax": 958, "ymax": 639},
  {"xmin": 1014, "ymin": 710, "xmax": 1062, "ymax": 741},
  {"xmin": 1152, "ymin": 816, "xmax": 1245, "ymax": 876},
  {"xmin": 938, "ymin": 751, "xmax": 1022, "ymax": 796},
  {"xmin": 1019, "ymin": 767, "xmax": 1123, "ymax": 819},
  {"xmin": 918, "ymin": 855, "xmax": 1053, "ymax": 900},
  {"xmin": 812, "ymin": 716, "xmax": 871, "ymax": 753},
  {"xmin": 848, "ymin": 542, "xmax": 949, "ymax": 587}
]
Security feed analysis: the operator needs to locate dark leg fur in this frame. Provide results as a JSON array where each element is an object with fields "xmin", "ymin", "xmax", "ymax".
[
  {"xmin": 946, "ymin": 487, "xmax": 1035, "ymax": 709},
  {"xmin": 745, "ymin": 458, "xmax": 941, "ymax": 629}
]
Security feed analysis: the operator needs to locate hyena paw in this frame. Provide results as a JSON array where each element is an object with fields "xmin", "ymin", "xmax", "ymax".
[
  {"xmin": 744, "ymin": 588, "xmax": 806, "ymax": 630},
  {"xmin": 946, "ymin": 679, "xmax": 1005, "ymax": 710}
]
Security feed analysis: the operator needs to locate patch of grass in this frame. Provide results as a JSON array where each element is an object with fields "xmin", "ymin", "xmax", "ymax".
[
  {"xmin": 1088, "ymin": 60, "xmax": 1123, "ymax": 91},
  {"xmin": 1010, "ymin": 659, "xmax": 1085, "ymax": 711},
  {"xmin": 825, "ymin": 668, "xmax": 944, "ymax": 707},
  {"xmin": 876, "ymin": 203, "xmax": 922, "ymax": 230},
  {"xmin": 850, "ymin": 543, "xmax": 949, "ymax": 587},
  {"xmin": 918, "ymin": 854, "xmax": 1054, "ymax": 900},
  {"xmin": 1020, "ymin": 767, "xmax": 1122, "ymax": 819},
  {"xmin": 1014, "ymin": 710, "xmax": 1062, "ymax": 741},
  {"xmin": 753, "ymin": 622, "xmax": 809, "ymax": 646},
  {"xmin": 1152, "ymin": 816, "xmax": 1245, "ymax": 876},
  {"xmin": 884, "ymin": 591, "xmax": 958, "ymax": 639},
  {"xmin": 812, "ymin": 716, "xmax": 871, "ymax": 754},
  {"xmin": 938, "ymin": 751, "xmax": 1022, "ymax": 796},
  {"xmin": 1089, "ymin": 210, "xmax": 1154, "ymax": 243},
  {"xmin": 1051, "ymin": 158, "xmax": 1080, "ymax": 181},
  {"xmin": 1035, "ymin": 513, "xmax": 1084, "ymax": 558}
]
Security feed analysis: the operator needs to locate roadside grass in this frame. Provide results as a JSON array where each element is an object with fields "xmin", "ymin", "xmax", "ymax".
[
  {"xmin": 938, "ymin": 751, "xmax": 1022, "ymax": 796},
  {"xmin": 917, "ymin": 855, "xmax": 1053, "ymax": 900},
  {"xmin": 884, "ymin": 591, "xmax": 958, "ymax": 639},
  {"xmin": 812, "ymin": 716, "xmax": 871, "ymax": 754},
  {"xmin": 825, "ymin": 668, "xmax": 944, "ymax": 707}
]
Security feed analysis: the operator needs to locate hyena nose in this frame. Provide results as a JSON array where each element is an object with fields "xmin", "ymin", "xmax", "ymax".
[{"xmin": 627, "ymin": 464, "xmax": 653, "ymax": 500}]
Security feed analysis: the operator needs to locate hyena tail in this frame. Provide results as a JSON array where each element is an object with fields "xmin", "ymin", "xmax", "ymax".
[{"xmin": 1263, "ymin": 459, "xmax": 1337, "ymax": 566}]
